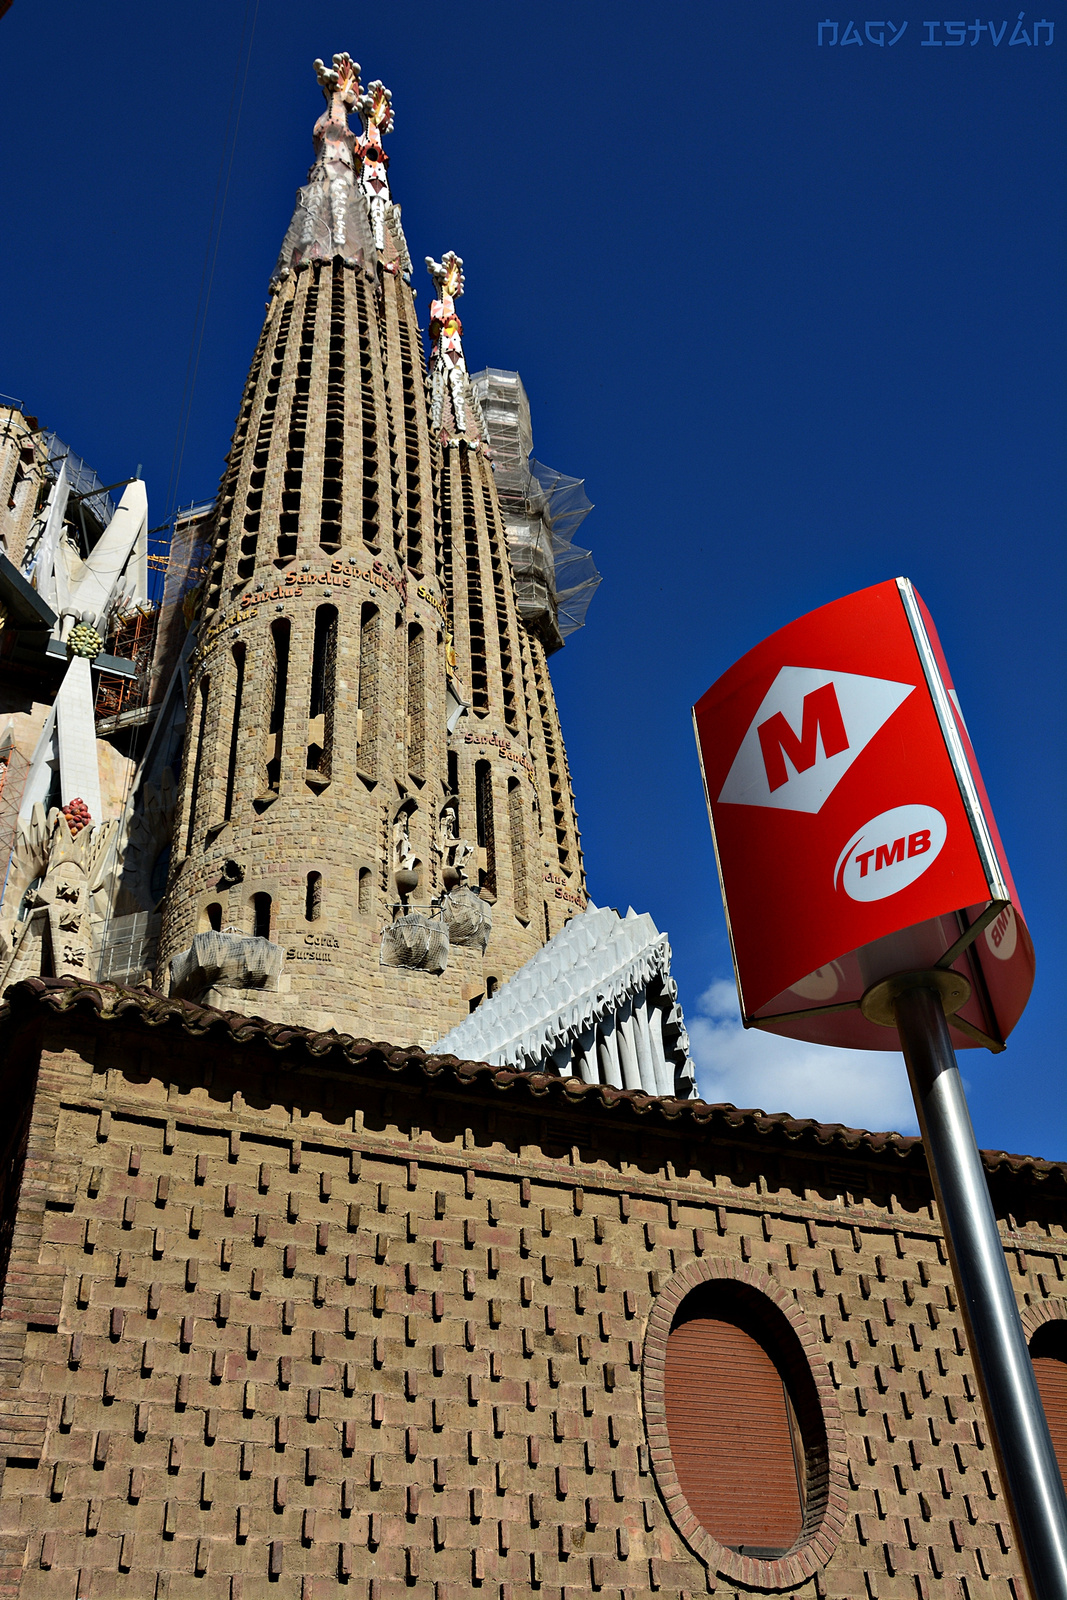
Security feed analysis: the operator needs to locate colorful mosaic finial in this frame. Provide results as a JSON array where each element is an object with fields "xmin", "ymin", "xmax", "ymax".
[
  {"xmin": 359, "ymin": 80, "xmax": 394, "ymax": 137},
  {"xmin": 427, "ymin": 251, "xmax": 464, "ymax": 302},
  {"xmin": 314, "ymin": 52, "xmax": 361, "ymax": 111},
  {"xmin": 271, "ymin": 53, "xmax": 378, "ymax": 285},
  {"xmin": 426, "ymin": 253, "xmax": 486, "ymax": 446},
  {"xmin": 356, "ymin": 80, "xmax": 395, "ymax": 253}
]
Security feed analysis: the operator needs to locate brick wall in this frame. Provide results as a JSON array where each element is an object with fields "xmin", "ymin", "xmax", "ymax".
[{"xmin": 0, "ymin": 980, "xmax": 1061, "ymax": 1598}]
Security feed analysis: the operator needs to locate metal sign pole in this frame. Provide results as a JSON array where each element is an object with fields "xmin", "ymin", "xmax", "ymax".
[{"xmin": 890, "ymin": 977, "xmax": 1067, "ymax": 1600}]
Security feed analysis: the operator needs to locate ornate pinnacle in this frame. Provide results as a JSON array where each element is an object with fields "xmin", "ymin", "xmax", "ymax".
[
  {"xmin": 426, "ymin": 252, "xmax": 464, "ymax": 301},
  {"xmin": 270, "ymin": 52, "xmax": 377, "ymax": 286},
  {"xmin": 426, "ymin": 253, "xmax": 487, "ymax": 445},
  {"xmin": 313, "ymin": 52, "xmax": 361, "ymax": 110},
  {"xmin": 355, "ymin": 79, "xmax": 396, "ymax": 253},
  {"xmin": 358, "ymin": 80, "xmax": 395, "ymax": 139}
]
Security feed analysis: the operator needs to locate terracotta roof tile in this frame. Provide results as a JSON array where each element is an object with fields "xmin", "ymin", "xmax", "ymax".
[{"xmin": 5, "ymin": 977, "xmax": 1064, "ymax": 1184}]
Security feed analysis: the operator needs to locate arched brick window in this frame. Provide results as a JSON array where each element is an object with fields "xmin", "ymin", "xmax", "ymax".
[
  {"xmin": 1030, "ymin": 1320, "xmax": 1067, "ymax": 1486},
  {"xmin": 665, "ymin": 1281, "xmax": 806, "ymax": 1553},
  {"xmin": 643, "ymin": 1260, "xmax": 847, "ymax": 1590}
]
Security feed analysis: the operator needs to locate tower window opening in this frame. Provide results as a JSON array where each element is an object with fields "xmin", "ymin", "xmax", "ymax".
[
  {"xmin": 358, "ymin": 867, "xmax": 372, "ymax": 915},
  {"xmin": 277, "ymin": 276, "xmax": 319, "ymax": 564},
  {"xmin": 185, "ymin": 675, "xmax": 211, "ymax": 855},
  {"xmin": 264, "ymin": 619, "xmax": 290, "ymax": 795},
  {"xmin": 204, "ymin": 902, "xmax": 223, "ymax": 933},
  {"xmin": 307, "ymin": 604, "xmax": 337, "ymax": 783},
  {"xmin": 459, "ymin": 458, "xmax": 489, "ymax": 714},
  {"xmin": 439, "ymin": 454, "xmax": 453, "ymax": 610},
  {"xmin": 396, "ymin": 304, "xmax": 424, "ymax": 575},
  {"xmin": 447, "ymin": 749, "xmax": 459, "ymax": 800},
  {"xmin": 475, "ymin": 759, "xmax": 496, "ymax": 898},
  {"xmin": 320, "ymin": 262, "xmax": 345, "ymax": 553},
  {"xmin": 407, "ymin": 623, "xmax": 425, "ymax": 782},
  {"xmin": 481, "ymin": 481, "xmax": 519, "ymax": 736},
  {"xmin": 354, "ymin": 277, "xmax": 381, "ymax": 552},
  {"xmin": 224, "ymin": 643, "xmax": 245, "ymax": 822},
  {"xmin": 237, "ymin": 303, "xmax": 293, "ymax": 583},
  {"xmin": 305, "ymin": 872, "xmax": 322, "ymax": 923},
  {"xmin": 508, "ymin": 777, "xmax": 529, "ymax": 924},
  {"xmin": 531, "ymin": 632, "xmax": 571, "ymax": 870},
  {"xmin": 357, "ymin": 604, "xmax": 380, "ymax": 782},
  {"xmin": 252, "ymin": 893, "xmax": 273, "ymax": 940}
]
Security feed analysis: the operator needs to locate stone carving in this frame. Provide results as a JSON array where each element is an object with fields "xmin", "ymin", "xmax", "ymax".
[
  {"xmin": 0, "ymin": 806, "xmax": 119, "ymax": 988},
  {"xmin": 67, "ymin": 621, "xmax": 104, "ymax": 660},
  {"xmin": 392, "ymin": 808, "xmax": 423, "ymax": 902},
  {"xmin": 169, "ymin": 931, "xmax": 284, "ymax": 1006},
  {"xmin": 271, "ymin": 52, "xmax": 377, "ymax": 288},
  {"xmin": 380, "ymin": 912, "xmax": 449, "ymax": 974},
  {"xmin": 439, "ymin": 801, "xmax": 475, "ymax": 891}
]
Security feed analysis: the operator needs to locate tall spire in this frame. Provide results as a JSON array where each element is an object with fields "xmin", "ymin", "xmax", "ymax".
[
  {"xmin": 271, "ymin": 52, "xmax": 377, "ymax": 288},
  {"xmin": 426, "ymin": 252, "xmax": 487, "ymax": 446},
  {"xmin": 162, "ymin": 52, "xmax": 589, "ymax": 1039},
  {"xmin": 356, "ymin": 80, "xmax": 393, "ymax": 253}
]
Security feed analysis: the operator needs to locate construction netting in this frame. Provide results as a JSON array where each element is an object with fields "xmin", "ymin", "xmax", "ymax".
[
  {"xmin": 39, "ymin": 433, "xmax": 117, "ymax": 539},
  {"xmin": 94, "ymin": 503, "xmax": 213, "ymax": 726},
  {"xmin": 471, "ymin": 369, "xmax": 600, "ymax": 653},
  {"xmin": 92, "ymin": 910, "xmax": 161, "ymax": 986},
  {"xmin": 151, "ymin": 503, "xmax": 213, "ymax": 699},
  {"xmin": 528, "ymin": 458, "xmax": 600, "ymax": 640}
]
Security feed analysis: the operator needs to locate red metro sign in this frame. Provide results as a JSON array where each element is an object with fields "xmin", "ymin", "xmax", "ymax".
[{"xmin": 693, "ymin": 579, "xmax": 1034, "ymax": 1051}]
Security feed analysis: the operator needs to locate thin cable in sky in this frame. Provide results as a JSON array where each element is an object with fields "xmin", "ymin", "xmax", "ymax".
[{"xmin": 165, "ymin": 0, "xmax": 261, "ymax": 519}]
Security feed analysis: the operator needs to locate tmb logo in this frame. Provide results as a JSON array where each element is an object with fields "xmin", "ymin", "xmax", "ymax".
[
  {"xmin": 718, "ymin": 666, "xmax": 914, "ymax": 814},
  {"xmin": 834, "ymin": 804, "xmax": 947, "ymax": 902}
]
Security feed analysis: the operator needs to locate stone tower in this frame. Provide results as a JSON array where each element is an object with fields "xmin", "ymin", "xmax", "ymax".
[{"xmin": 158, "ymin": 55, "xmax": 587, "ymax": 1043}]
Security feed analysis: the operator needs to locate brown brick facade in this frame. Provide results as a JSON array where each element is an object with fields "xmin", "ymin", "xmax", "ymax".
[{"xmin": 0, "ymin": 978, "xmax": 1060, "ymax": 1597}]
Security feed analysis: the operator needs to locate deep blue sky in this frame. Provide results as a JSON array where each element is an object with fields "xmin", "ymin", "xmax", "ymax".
[{"xmin": 1, "ymin": 3, "xmax": 1063, "ymax": 1154}]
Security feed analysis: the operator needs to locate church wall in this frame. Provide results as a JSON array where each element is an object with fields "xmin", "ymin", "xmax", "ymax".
[{"xmin": 0, "ymin": 980, "xmax": 1060, "ymax": 1598}]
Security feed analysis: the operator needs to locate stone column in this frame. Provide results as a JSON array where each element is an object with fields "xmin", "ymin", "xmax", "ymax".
[
  {"xmin": 596, "ymin": 1013, "xmax": 623, "ymax": 1089},
  {"xmin": 616, "ymin": 999, "xmax": 643, "ymax": 1092}
]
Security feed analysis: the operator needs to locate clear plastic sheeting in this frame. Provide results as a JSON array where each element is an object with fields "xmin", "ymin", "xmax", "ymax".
[
  {"xmin": 471, "ymin": 369, "xmax": 600, "ymax": 655},
  {"xmin": 529, "ymin": 458, "xmax": 600, "ymax": 641},
  {"xmin": 93, "ymin": 910, "xmax": 160, "ymax": 986}
]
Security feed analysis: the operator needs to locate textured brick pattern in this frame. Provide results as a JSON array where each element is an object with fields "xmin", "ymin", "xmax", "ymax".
[{"xmin": 0, "ymin": 984, "xmax": 1062, "ymax": 1598}]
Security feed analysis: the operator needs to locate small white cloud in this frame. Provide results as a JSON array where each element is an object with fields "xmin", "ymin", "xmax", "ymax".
[{"xmin": 689, "ymin": 982, "xmax": 918, "ymax": 1134}]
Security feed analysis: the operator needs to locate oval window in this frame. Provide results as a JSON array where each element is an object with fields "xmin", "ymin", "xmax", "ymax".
[
  {"xmin": 664, "ymin": 1280, "xmax": 824, "ymax": 1557},
  {"xmin": 1030, "ymin": 1321, "xmax": 1067, "ymax": 1486}
]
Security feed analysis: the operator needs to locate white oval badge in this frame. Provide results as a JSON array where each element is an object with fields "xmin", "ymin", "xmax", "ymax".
[
  {"xmin": 985, "ymin": 904, "xmax": 1018, "ymax": 962},
  {"xmin": 834, "ymin": 804, "xmax": 947, "ymax": 902},
  {"xmin": 790, "ymin": 962, "xmax": 844, "ymax": 1001}
]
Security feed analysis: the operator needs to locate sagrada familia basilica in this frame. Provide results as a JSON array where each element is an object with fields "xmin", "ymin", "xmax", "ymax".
[{"xmin": 0, "ymin": 49, "xmax": 1061, "ymax": 1600}]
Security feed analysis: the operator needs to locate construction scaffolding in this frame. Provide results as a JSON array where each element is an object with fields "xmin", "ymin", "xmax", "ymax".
[
  {"xmin": 95, "ymin": 605, "xmax": 160, "ymax": 723},
  {"xmin": 471, "ymin": 369, "xmax": 600, "ymax": 655},
  {"xmin": 94, "ymin": 502, "xmax": 212, "ymax": 730}
]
